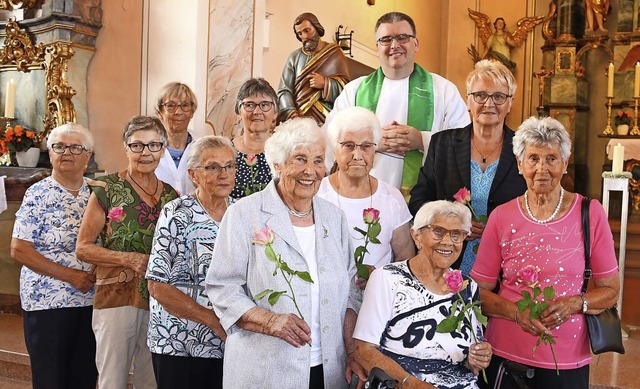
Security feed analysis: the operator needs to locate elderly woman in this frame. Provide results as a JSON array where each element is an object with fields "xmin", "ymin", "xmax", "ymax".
[
  {"xmin": 354, "ymin": 200, "xmax": 492, "ymax": 389},
  {"xmin": 409, "ymin": 59, "xmax": 526, "ymax": 276},
  {"xmin": 11, "ymin": 124, "xmax": 97, "ymax": 389},
  {"xmin": 155, "ymin": 82, "xmax": 199, "ymax": 195},
  {"xmin": 146, "ymin": 135, "xmax": 235, "ymax": 389},
  {"xmin": 318, "ymin": 106, "xmax": 415, "ymax": 287},
  {"xmin": 205, "ymin": 118, "xmax": 362, "ymax": 388},
  {"xmin": 77, "ymin": 116, "xmax": 179, "ymax": 389},
  {"xmin": 231, "ymin": 77, "xmax": 278, "ymax": 198},
  {"xmin": 471, "ymin": 116, "xmax": 620, "ymax": 389}
]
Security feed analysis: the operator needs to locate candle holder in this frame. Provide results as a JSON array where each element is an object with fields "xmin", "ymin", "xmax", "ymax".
[
  {"xmin": 603, "ymin": 96, "xmax": 615, "ymax": 135},
  {"xmin": 632, "ymin": 97, "xmax": 640, "ymax": 136},
  {"xmin": 1, "ymin": 116, "xmax": 14, "ymax": 130}
]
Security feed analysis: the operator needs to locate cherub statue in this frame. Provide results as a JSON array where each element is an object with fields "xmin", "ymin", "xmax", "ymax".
[
  {"xmin": 585, "ymin": 0, "xmax": 610, "ymax": 33},
  {"xmin": 468, "ymin": 8, "xmax": 544, "ymax": 73}
]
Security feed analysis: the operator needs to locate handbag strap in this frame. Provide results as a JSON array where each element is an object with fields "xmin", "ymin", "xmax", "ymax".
[{"xmin": 581, "ymin": 197, "xmax": 592, "ymax": 294}]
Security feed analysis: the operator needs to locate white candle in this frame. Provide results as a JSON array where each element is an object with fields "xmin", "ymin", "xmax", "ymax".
[
  {"xmin": 612, "ymin": 142, "xmax": 625, "ymax": 173},
  {"xmin": 608, "ymin": 62, "xmax": 614, "ymax": 97},
  {"xmin": 4, "ymin": 78, "xmax": 15, "ymax": 118},
  {"xmin": 635, "ymin": 62, "xmax": 640, "ymax": 98}
]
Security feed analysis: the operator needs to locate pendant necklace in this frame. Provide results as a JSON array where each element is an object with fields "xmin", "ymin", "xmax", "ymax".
[
  {"xmin": 471, "ymin": 137, "xmax": 502, "ymax": 164},
  {"xmin": 524, "ymin": 187, "xmax": 564, "ymax": 224},
  {"xmin": 127, "ymin": 171, "xmax": 159, "ymax": 206}
]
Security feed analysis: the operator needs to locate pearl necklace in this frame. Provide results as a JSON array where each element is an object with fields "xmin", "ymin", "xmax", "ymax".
[
  {"xmin": 54, "ymin": 178, "xmax": 84, "ymax": 192},
  {"xmin": 524, "ymin": 187, "xmax": 564, "ymax": 224},
  {"xmin": 287, "ymin": 206, "xmax": 313, "ymax": 218}
]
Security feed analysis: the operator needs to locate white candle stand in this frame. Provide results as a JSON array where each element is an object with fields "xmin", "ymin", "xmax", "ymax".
[
  {"xmin": 0, "ymin": 175, "xmax": 6, "ymax": 214},
  {"xmin": 601, "ymin": 171, "xmax": 632, "ymax": 337}
]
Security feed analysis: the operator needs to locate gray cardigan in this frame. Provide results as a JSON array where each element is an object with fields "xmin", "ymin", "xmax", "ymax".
[{"xmin": 206, "ymin": 180, "xmax": 361, "ymax": 388}]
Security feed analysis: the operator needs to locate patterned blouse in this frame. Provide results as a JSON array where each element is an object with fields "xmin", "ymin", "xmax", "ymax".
[
  {"xmin": 230, "ymin": 141, "xmax": 272, "ymax": 199},
  {"xmin": 354, "ymin": 261, "xmax": 484, "ymax": 389},
  {"xmin": 146, "ymin": 194, "xmax": 233, "ymax": 358},
  {"xmin": 89, "ymin": 173, "xmax": 178, "ymax": 310},
  {"xmin": 13, "ymin": 177, "xmax": 94, "ymax": 311}
]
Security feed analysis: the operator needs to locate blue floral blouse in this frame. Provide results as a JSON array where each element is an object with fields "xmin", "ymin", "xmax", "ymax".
[
  {"xmin": 146, "ymin": 193, "xmax": 233, "ymax": 358},
  {"xmin": 12, "ymin": 177, "xmax": 94, "ymax": 311}
]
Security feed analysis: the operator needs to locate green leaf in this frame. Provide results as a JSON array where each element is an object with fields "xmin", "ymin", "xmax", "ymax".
[
  {"xmin": 473, "ymin": 306, "xmax": 488, "ymax": 326},
  {"xmin": 357, "ymin": 264, "xmax": 370, "ymax": 279},
  {"xmin": 280, "ymin": 261, "xmax": 294, "ymax": 275},
  {"xmin": 436, "ymin": 316, "xmax": 459, "ymax": 333},
  {"xmin": 268, "ymin": 291, "xmax": 287, "ymax": 305},
  {"xmin": 354, "ymin": 246, "xmax": 366, "ymax": 263},
  {"xmin": 516, "ymin": 299, "xmax": 530, "ymax": 312},
  {"xmin": 543, "ymin": 286, "xmax": 555, "ymax": 301},
  {"xmin": 473, "ymin": 244, "xmax": 479, "ymax": 254},
  {"xmin": 254, "ymin": 289, "xmax": 273, "ymax": 300},
  {"xmin": 265, "ymin": 245, "xmax": 278, "ymax": 261},
  {"xmin": 353, "ymin": 226, "xmax": 367, "ymax": 236},
  {"xmin": 296, "ymin": 271, "xmax": 314, "ymax": 283},
  {"xmin": 368, "ymin": 223, "xmax": 382, "ymax": 239},
  {"xmin": 521, "ymin": 290, "xmax": 532, "ymax": 300},
  {"xmin": 532, "ymin": 287, "xmax": 542, "ymax": 299},
  {"xmin": 369, "ymin": 237, "xmax": 381, "ymax": 244}
]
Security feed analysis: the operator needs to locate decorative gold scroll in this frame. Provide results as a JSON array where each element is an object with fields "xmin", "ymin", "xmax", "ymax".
[
  {"xmin": 0, "ymin": 19, "xmax": 76, "ymax": 135},
  {"xmin": 0, "ymin": 0, "xmax": 40, "ymax": 11}
]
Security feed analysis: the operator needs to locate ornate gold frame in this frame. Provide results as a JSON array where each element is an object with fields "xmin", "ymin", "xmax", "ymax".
[
  {"xmin": 0, "ymin": 19, "xmax": 76, "ymax": 134},
  {"xmin": 0, "ymin": 0, "xmax": 40, "ymax": 10}
]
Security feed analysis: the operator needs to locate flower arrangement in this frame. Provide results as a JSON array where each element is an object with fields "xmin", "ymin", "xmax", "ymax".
[
  {"xmin": 515, "ymin": 265, "xmax": 559, "ymax": 374},
  {"xmin": 0, "ymin": 124, "xmax": 40, "ymax": 153},
  {"xmin": 614, "ymin": 111, "xmax": 632, "ymax": 126},
  {"xmin": 436, "ymin": 270, "xmax": 488, "ymax": 382},
  {"xmin": 253, "ymin": 226, "xmax": 314, "ymax": 320},
  {"xmin": 242, "ymin": 154, "xmax": 267, "ymax": 196},
  {"xmin": 105, "ymin": 206, "xmax": 154, "ymax": 299},
  {"xmin": 353, "ymin": 208, "xmax": 381, "ymax": 280}
]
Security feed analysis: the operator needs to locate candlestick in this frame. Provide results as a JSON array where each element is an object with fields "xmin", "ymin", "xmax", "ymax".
[
  {"xmin": 4, "ymin": 79, "xmax": 15, "ymax": 119},
  {"xmin": 608, "ymin": 62, "xmax": 614, "ymax": 97},
  {"xmin": 635, "ymin": 62, "xmax": 640, "ymax": 98},
  {"xmin": 612, "ymin": 143, "xmax": 624, "ymax": 173},
  {"xmin": 603, "ymin": 96, "xmax": 614, "ymax": 135},
  {"xmin": 633, "ymin": 97, "xmax": 640, "ymax": 135}
]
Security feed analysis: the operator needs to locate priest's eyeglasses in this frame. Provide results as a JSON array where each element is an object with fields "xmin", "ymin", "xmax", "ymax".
[
  {"xmin": 421, "ymin": 225, "xmax": 469, "ymax": 244},
  {"xmin": 51, "ymin": 143, "xmax": 87, "ymax": 155},
  {"xmin": 468, "ymin": 91, "xmax": 511, "ymax": 105},
  {"xmin": 241, "ymin": 101, "xmax": 274, "ymax": 112},
  {"xmin": 127, "ymin": 142, "xmax": 164, "ymax": 153},
  {"xmin": 377, "ymin": 34, "xmax": 415, "ymax": 46}
]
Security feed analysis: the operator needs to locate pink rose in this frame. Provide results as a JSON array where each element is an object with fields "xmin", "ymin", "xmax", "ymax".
[
  {"xmin": 107, "ymin": 206, "xmax": 125, "ymax": 223},
  {"xmin": 245, "ymin": 154, "xmax": 258, "ymax": 167},
  {"xmin": 252, "ymin": 226, "xmax": 275, "ymax": 246},
  {"xmin": 363, "ymin": 208, "xmax": 380, "ymax": 224},
  {"xmin": 444, "ymin": 270, "xmax": 469, "ymax": 294},
  {"xmin": 517, "ymin": 264, "xmax": 540, "ymax": 288},
  {"xmin": 453, "ymin": 187, "xmax": 471, "ymax": 205}
]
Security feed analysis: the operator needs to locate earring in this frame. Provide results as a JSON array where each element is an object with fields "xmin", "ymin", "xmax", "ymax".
[
  {"xmin": 518, "ymin": 171, "xmax": 522, "ymax": 175},
  {"xmin": 564, "ymin": 171, "xmax": 568, "ymax": 174}
]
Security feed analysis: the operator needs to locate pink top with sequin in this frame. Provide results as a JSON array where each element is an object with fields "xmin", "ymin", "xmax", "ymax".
[{"xmin": 471, "ymin": 194, "xmax": 618, "ymax": 370}]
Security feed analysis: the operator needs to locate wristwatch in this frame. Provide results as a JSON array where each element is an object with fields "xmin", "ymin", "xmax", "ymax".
[{"xmin": 580, "ymin": 294, "xmax": 588, "ymax": 313}]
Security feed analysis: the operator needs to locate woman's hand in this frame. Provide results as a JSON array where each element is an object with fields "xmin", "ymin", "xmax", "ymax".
[
  {"xmin": 264, "ymin": 313, "xmax": 311, "ymax": 348},
  {"xmin": 515, "ymin": 307, "xmax": 551, "ymax": 336},
  {"xmin": 466, "ymin": 220, "xmax": 485, "ymax": 240},
  {"xmin": 466, "ymin": 342, "xmax": 492, "ymax": 375},
  {"xmin": 130, "ymin": 253, "xmax": 149, "ymax": 277},
  {"xmin": 68, "ymin": 269, "xmax": 96, "ymax": 293},
  {"xmin": 356, "ymin": 265, "xmax": 376, "ymax": 290},
  {"xmin": 539, "ymin": 296, "xmax": 580, "ymax": 328}
]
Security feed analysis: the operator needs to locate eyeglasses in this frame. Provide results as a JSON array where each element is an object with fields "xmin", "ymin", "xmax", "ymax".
[
  {"xmin": 376, "ymin": 34, "xmax": 415, "ymax": 46},
  {"xmin": 161, "ymin": 102, "xmax": 193, "ymax": 113},
  {"xmin": 127, "ymin": 142, "xmax": 164, "ymax": 153},
  {"xmin": 50, "ymin": 143, "xmax": 87, "ymax": 155},
  {"xmin": 193, "ymin": 162, "xmax": 236, "ymax": 174},
  {"xmin": 421, "ymin": 224, "xmax": 469, "ymax": 244},
  {"xmin": 241, "ymin": 101, "xmax": 274, "ymax": 112},
  {"xmin": 468, "ymin": 91, "xmax": 512, "ymax": 105},
  {"xmin": 339, "ymin": 141, "xmax": 377, "ymax": 153}
]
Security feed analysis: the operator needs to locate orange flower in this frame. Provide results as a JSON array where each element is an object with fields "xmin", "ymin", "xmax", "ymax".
[
  {"xmin": 13, "ymin": 125, "xmax": 23, "ymax": 137},
  {"xmin": 4, "ymin": 127, "xmax": 13, "ymax": 140},
  {"xmin": 25, "ymin": 130, "xmax": 35, "ymax": 139}
]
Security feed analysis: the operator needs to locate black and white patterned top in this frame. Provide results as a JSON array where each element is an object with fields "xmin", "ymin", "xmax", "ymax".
[{"xmin": 230, "ymin": 144, "xmax": 272, "ymax": 199}]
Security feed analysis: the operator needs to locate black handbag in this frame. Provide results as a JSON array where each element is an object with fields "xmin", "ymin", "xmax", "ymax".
[{"xmin": 581, "ymin": 197, "xmax": 625, "ymax": 354}]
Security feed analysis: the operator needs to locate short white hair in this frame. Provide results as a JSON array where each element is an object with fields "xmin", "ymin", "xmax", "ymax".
[
  {"xmin": 412, "ymin": 200, "xmax": 472, "ymax": 233},
  {"xmin": 264, "ymin": 117, "xmax": 329, "ymax": 179},
  {"xmin": 513, "ymin": 116, "xmax": 572, "ymax": 163},
  {"xmin": 326, "ymin": 106, "xmax": 382, "ymax": 146},
  {"xmin": 46, "ymin": 123, "xmax": 94, "ymax": 151}
]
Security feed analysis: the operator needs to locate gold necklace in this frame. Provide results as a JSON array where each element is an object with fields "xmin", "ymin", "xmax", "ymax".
[
  {"xmin": 194, "ymin": 190, "xmax": 229, "ymax": 224},
  {"xmin": 471, "ymin": 137, "xmax": 503, "ymax": 164}
]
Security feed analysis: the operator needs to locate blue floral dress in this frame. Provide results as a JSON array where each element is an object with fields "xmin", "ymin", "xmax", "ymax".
[{"xmin": 146, "ymin": 193, "xmax": 233, "ymax": 358}]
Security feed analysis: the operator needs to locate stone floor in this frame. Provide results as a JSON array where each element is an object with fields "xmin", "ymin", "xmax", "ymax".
[{"xmin": 0, "ymin": 313, "xmax": 638, "ymax": 388}]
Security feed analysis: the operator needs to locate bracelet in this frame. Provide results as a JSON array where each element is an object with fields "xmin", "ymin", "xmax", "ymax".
[
  {"xmin": 514, "ymin": 307, "xmax": 520, "ymax": 328},
  {"xmin": 400, "ymin": 373, "xmax": 412, "ymax": 388}
]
